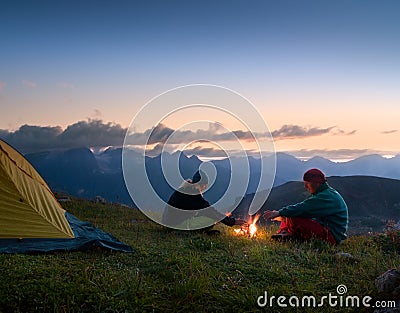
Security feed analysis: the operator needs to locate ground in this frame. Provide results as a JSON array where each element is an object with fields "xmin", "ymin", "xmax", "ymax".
[{"xmin": 1, "ymin": 198, "xmax": 399, "ymax": 312}]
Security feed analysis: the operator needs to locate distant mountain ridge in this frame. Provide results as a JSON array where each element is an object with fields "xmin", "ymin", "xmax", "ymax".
[
  {"xmin": 274, "ymin": 152, "xmax": 400, "ymax": 185},
  {"xmin": 27, "ymin": 147, "xmax": 132, "ymax": 204},
  {"xmin": 25, "ymin": 148, "xmax": 400, "ymax": 210}
]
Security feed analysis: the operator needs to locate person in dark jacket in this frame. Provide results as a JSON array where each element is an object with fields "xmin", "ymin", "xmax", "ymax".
[
  {"xmin": 162, "ymin": 170, "xmax": 245, "ymax": 231},
  {"xmin": 263, "ymin": 168, "xmax": 348, "ymax": 244}
]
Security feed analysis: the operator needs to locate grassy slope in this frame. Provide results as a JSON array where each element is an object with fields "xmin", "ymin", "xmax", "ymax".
[{"xmin": 1, "ymin": 198, "xmax": 399, "ymax": 313}]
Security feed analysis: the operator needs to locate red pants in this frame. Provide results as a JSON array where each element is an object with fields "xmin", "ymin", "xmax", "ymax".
[{"xmin": 279, "ymin": 217, "xmax": 337, "ymax": 245}]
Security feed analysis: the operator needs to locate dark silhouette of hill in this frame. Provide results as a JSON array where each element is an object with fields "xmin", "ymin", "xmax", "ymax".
[
  {"xmin": 26, "ymin": 147, "xmax": 132, "ymax": 204},
  {"xmin": 26, "ymin": 148, "xmax": 204, "ymax": 206},
  {"xmin": 144, "ymin": 152, "xmax": 202, "ymax": 203},
  {"xmin": 26, "ymin": 147, "xmax": 99, "ymax": 194},
  {"xmin": 233, "ymin": 176, "xmax": 400, "ymax": 233}
]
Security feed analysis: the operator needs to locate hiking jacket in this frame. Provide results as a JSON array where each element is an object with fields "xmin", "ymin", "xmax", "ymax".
[
  {"xmin": 162, "ymin": 180, "xmax": 235, "ymax": 229},
  {"xmin": 278, "ymin": 182, "xmax": 348, "ymax": 243}
]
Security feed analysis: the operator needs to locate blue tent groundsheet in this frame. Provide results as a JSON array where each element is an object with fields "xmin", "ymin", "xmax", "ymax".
[{"xmin": 0, "ymin": 212, "xmax": 133, "ymax": 253}]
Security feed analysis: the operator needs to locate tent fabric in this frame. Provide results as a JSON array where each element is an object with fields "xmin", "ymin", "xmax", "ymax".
[
  {"xmin": 0, "ymin": 212, "xmax": 133, "ymax": 253},
  {"xmin": 0, "ymin": 140, "xmax": 74, "ymax": 238},
  {"xmin": 0, "ymin": 139, "xmax": 133, "ymax": 253}
]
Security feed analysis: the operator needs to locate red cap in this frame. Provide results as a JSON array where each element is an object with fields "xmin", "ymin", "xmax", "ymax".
[{"xmin": 303, "ymin": 168, "xmax": 326, "ymax": 184}]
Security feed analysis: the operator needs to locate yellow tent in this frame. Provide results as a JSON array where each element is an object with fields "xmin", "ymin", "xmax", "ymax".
[{"xmin": 0, "ymin": 139, "xmax": 74, "ymax": 238}]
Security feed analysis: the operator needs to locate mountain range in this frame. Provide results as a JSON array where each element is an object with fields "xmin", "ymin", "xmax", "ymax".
[
  {"xmin": 25, "ymin": 148, "xmax": 400, "ymax": 220},
  {"xmin": 25, "ymin": 148, "xmax": 400, "ymax": 229}
]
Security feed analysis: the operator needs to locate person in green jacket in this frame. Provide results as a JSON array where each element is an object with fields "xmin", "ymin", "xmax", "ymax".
[{"xmin": 263, "ymin": 168, "xmax": 348, "ymax": 245}]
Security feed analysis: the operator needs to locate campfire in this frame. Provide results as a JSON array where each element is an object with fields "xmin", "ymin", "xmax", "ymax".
[{"xmin": 233, "ymin": 214, "xmax": 260, "ymax": 238}]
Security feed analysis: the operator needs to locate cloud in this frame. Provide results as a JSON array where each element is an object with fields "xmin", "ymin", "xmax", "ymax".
[
  {"xmin": 146, "ymin": 143, "xmax": 166, "ymax": 156},
  {"xmin": 346, "ymin": 130, "xmax": 357, "ymax": 135},
  {"xmin": 93, "ymin": 109, "xmax": 102, "ymax": 118},
  {"xmin": 128, "ymin": 124, "xmax": 205, "ymax": 145},
  {"xmin": 0, "ymin": 120, "xmax": 126, "ymax": 154},
  {"xmin": 0, "ymin": 81, "xmax": 5, "ymax": 90},
  {"xmin": 332, "ymin": 128, "xmax": 357, "ymax": 136},
  {"xmin": 22, "ymin": 80, "xmax": 37, "ymax": 88},
  {"xmin": 271, "ymin": 124, "xmax": 335, "ymax": 140},
  {"xmin": 0, "ymin": 120, "xmax": 359, "ymax": 156},
  {"xmin": 381, "ymin": 130, "xmax": 398, "ymax": 134},
  {"xmin": 143, "ymin": 143, "xmax": 244, "ymax": 159},
  {"xmin": 214, "ymin": 130, "xmax": 256, "ymax": 141},
  {"xmin": 59, "ymin": 120, "xmax": 126, "ymax": 148},
  {"xmin": 146, "ymin": 124, "xmax": 175, "ymax": 145},
  {"xmin": 136, "ymin": 123, "xmax": 354, "ymax": 144},
  {"xmin": 208, "ymin": 122, "xmax": 223, "ymax": 133},
  {"xmin": 126, "ymin": 123, "xmax": 259, "ymax": 146},
  {"xmin": 179, "ymin": 146, "xmax": 229, "ymax": 158},
  {"xmin": 0, "ymin": 125, "xmax": 62, "ymax": 153}
]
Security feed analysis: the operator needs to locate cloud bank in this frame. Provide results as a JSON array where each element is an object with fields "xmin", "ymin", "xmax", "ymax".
[
  {"xmin": 129, "ymin": 123, "xmax": 345, "ymax": 146},
  {"xmin": 271, "ymin": 124, "xmax": 355, "ymax": 140},
  {"xmin": 1, "ymin": 120, "xmax": 357, "ymax": 156},
  {"xmin": 382, "ymin": 130, "xmax": 398, "ymax": 134},
  {"xmin": 0, "ymin": 120, "xmax": 126, "ymax": 154}
]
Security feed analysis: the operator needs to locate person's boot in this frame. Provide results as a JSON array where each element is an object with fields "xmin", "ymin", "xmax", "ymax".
[{"xmin": 271, "ymin": 230, "xmax": 293, "ymax": 241}]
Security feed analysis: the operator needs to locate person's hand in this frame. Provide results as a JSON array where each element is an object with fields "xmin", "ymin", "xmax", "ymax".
[
  {"xmin": 235, "ymin": 218, "xmax": 248, "ymax": 227},
  {"xmin": 263, "ymin": 210, "xmax": 280, "ymax": 220}
]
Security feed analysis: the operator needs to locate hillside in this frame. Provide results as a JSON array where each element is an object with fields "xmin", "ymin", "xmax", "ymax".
[
  {"xmin": 1, "ymin": 198, "xmax": 399, "ymax": 312},
  {"xmin": 26, "ymin": 147, "xmax": 133, "ymax": 204},
  {"xmin": 234, "ymin": 176, "xmax": 400, "ymax": 233}
]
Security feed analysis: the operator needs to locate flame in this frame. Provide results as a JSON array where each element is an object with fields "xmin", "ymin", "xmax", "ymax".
[
  {"xmin": 249, "ymin": 214, "xmax": 260, "ymax": 238},
  {"xmin": 249, "ymin": 222, "xmax": 257, "ymax": 238},
  {"xmin": 233, "ymin": 213, "xmax": 260, "ymax": 238},
  {"xmin": 234, "ymin": 228, "xmax": 242, "ymax": 235}
]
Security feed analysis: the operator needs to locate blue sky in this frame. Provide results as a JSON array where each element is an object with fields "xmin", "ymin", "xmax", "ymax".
[{"xmin": 1, "ymin": 0, "xmax": 399, "ymax": 160}]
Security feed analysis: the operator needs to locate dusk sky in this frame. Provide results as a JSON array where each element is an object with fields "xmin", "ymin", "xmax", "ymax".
[{"xmin": 1, "ymin": 0, "xmax": 399, "ymax": 161}]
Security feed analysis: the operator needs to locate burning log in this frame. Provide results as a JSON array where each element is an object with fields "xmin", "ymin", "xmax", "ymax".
[{"xmin": 234, "ymin": 214, "xmax": 260, "ymax": 238}]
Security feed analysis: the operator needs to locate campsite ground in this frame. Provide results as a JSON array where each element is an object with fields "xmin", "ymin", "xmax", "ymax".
[{"xmin": 1, "ymin": 199, "xmax": 399, "ymax": 312}]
